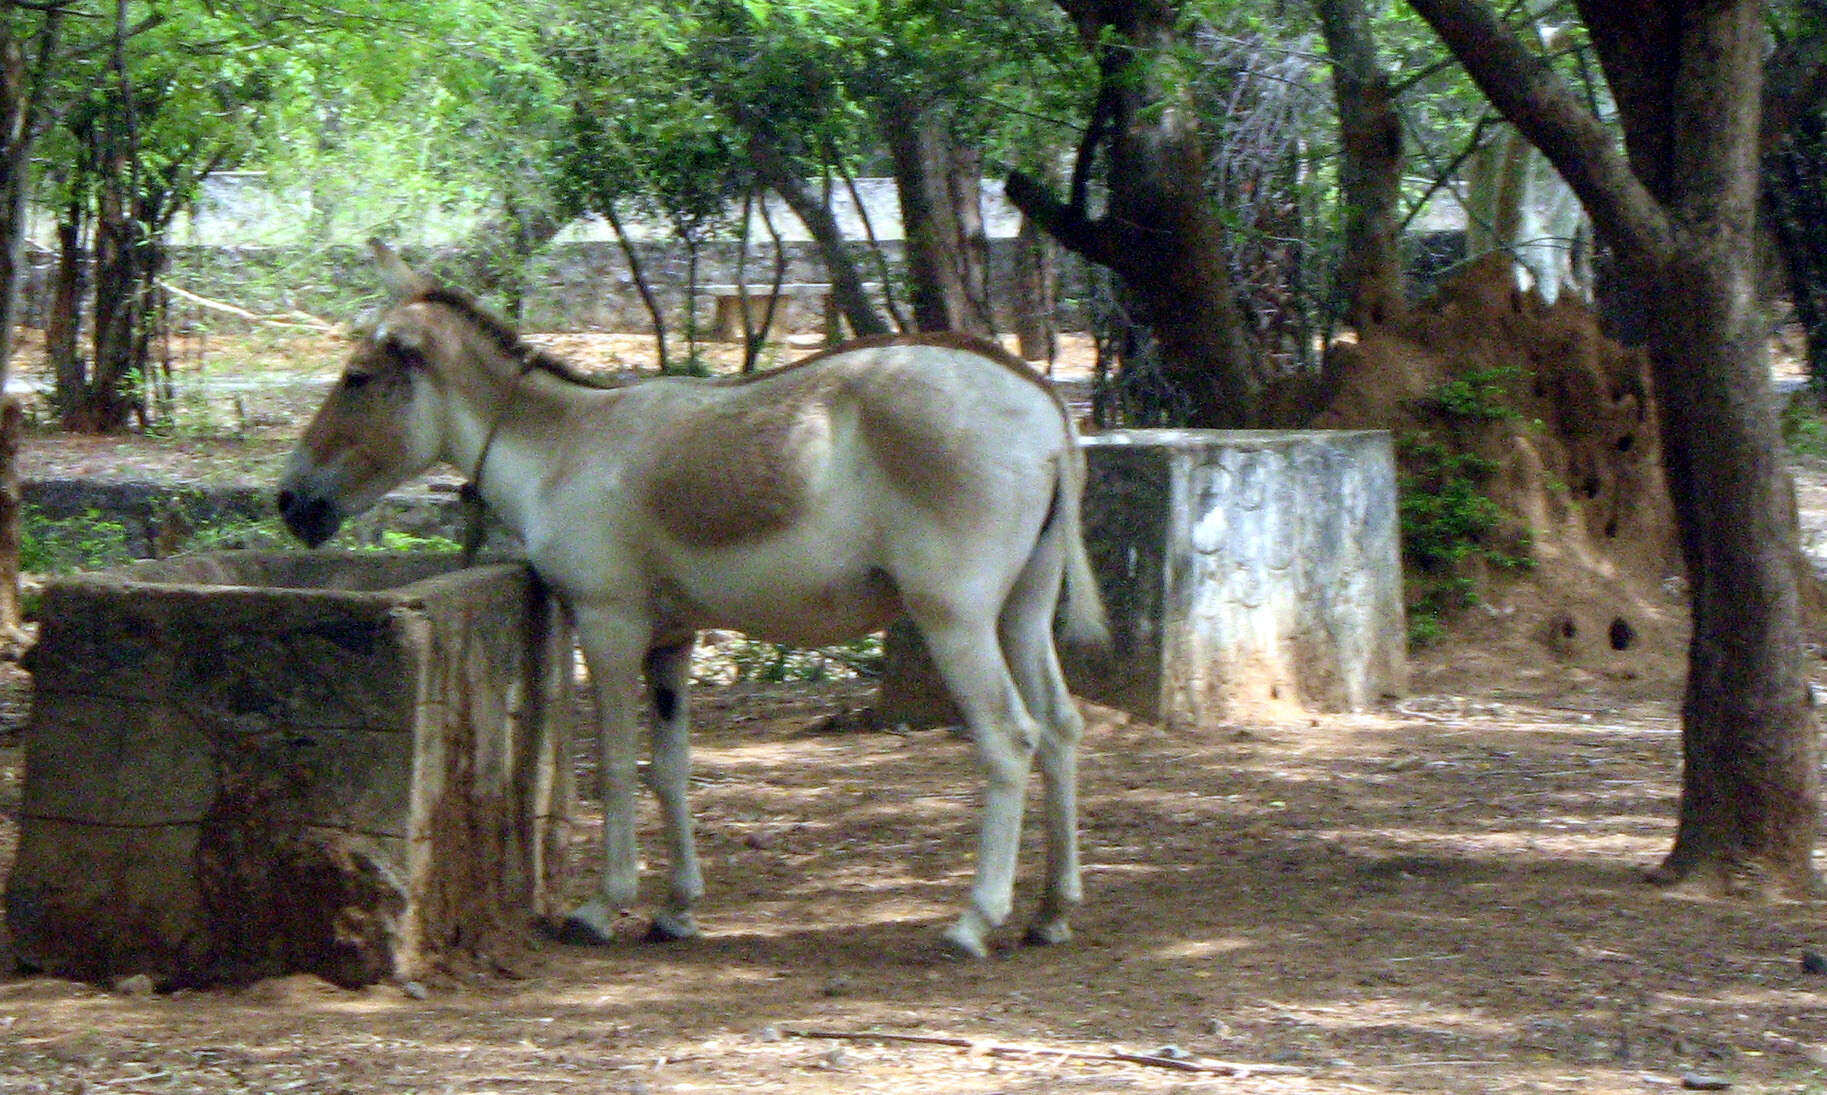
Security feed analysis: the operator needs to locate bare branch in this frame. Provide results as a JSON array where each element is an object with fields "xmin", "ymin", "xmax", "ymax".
[{"xmin": 781, "ymin": 1029, "xmax": 1306, "ymax": 1078}]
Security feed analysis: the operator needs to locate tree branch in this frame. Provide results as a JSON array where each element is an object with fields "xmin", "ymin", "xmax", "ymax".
[
  {"xmin": 1403, "ymin": 0, "xmax": 1675, "ymax": 270},
  {"xmin": 1004, "ymin": 168, "xmax": 1123, "ymax": 271}
]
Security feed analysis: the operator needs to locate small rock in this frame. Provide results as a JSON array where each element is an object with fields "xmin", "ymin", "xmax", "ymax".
[
  {"xmin": 1153, "ymin": 1044, "xmax": 1190, "ymax": 1060},
  {"xmin": 1681, "ymin": 1072, "xmax": 1731, "ymax": 1091},
  {"xmin": 1205, "ymin": 1018, "xmax": 1231, "ymax": 1038},
  {"xmin": 1801, "ymin": 950, "xmax": 1827, "ymax": 975},
  {"xmin": 820, "ymin": 1047, "xmax": 850, "ymax": 1069},
  {"xmin": 400, "ymin": 980, "xmax": 429, "ymax": 1000},
  {"xmin": 754, "ymin": 1024, "xmax": 783, "ymax": 1043},
  {"xmin": 113, "ymin": 973, "xmax": 155, "ymax": 998}
]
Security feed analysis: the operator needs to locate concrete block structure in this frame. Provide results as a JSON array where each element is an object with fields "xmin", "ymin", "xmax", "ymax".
[
  {"xmin": 5, "ymin": 552, "xmax": 571, "ymax": 988},
  {"xmin": 880, "ymin": 430, "xmax": 1406, "ymax": 729}
]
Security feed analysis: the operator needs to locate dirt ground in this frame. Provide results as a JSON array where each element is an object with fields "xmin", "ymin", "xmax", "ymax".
[{"xmin": 3, "ymin": 330, "xmax": 1827, "ymax": 1094}]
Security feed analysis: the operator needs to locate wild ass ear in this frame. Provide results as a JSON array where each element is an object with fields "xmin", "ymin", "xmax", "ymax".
[{"xmin": 369, "ymin": 237, "xmax": 433, "ymax": 299}]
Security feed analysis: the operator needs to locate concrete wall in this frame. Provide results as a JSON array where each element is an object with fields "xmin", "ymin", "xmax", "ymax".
[
  {"xmin": 23, "ymin": 238, "xmax": 1095, "ymax": 336},
  {"xmin": 5, "ymin": 552, "xmax": 571, "ymax": 988},
  {"xmin": 879, "ymin": 429, "xmax": 1407, "ymax": 729}
]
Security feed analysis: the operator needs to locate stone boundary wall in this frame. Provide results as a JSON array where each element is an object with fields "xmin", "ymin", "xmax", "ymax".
[{"xmin": 20, "ymin": 239, "xmax": 1096, "ymax": 337}]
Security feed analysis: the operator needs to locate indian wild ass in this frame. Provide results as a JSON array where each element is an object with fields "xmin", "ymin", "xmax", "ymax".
[{"xmin": 277, "ymin": 243, "xmax": 1109, "ymax": 958}]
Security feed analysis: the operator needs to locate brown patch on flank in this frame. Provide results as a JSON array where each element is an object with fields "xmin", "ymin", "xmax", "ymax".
[
  {"xmin": 642, "ymin": 396, "xmax": 828, "ymax": 548},
  {"xmin": 856, "ymin": 399, "xmax": 975, "ymax": 518}
]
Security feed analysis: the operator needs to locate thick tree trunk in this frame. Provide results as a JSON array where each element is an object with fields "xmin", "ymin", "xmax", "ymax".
[
  {"xmin": 1605, "ymin": 6, "xmax": 1819, "ymax": 895},
  {"xmin": 1315, "ymin": 0, "xmax": 1405, "ymax": 327},
  {"xmin": 1650, "ymin": 243, "xmax": 1819, "ymax": 894},
  {"xmin": 884, "ymin": 97, "xmax": 995, "ymax": 337},
  {"xmin": 745, "ymin": 132, "xmax": 891, "ymax": 339},
  {"xmin": 1408, "ymin": 0, "xmax": 1819, "ymax": 895},
  {"xmin": 1007, "ymin": 0, "xmax": 1259, "ymax": 427}
]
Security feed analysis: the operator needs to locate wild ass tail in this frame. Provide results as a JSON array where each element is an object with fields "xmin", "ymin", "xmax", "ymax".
[{"xmin": 1051, "ymin": 443, "xmax": 1112, "ymax": 654}]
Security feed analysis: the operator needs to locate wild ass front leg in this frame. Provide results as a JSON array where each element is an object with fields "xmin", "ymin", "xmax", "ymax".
[
  {"xmin": 642, "ymin": 640, "xmax": 703, "ymax": 941},
  {"xmin": 561, "ymin": 610, "xmax": 649, "ymax": 945}
]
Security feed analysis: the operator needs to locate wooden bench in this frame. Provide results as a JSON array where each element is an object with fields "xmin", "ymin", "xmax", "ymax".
[
  {"xmin": 702, "ymin": 283, "xmax": 885, "ymax": 343},
  {"xmin": 702, "ymin": 283, "xmax": 836, "ymax": 342}
]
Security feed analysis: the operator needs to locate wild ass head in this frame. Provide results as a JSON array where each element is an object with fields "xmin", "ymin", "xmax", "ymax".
[{"xmin": 277, "ymin": 241, "xmax": 461, "ymax": 547}]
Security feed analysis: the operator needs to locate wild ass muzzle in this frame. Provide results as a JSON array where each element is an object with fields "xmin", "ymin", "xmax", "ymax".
[{"xmin": 277, "ymin": 241, "xmax": 1110, "ymax": 958}]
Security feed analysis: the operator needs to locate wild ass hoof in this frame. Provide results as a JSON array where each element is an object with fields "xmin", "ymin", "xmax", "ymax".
[
  {"xmin": 939, "ymin": 920, "xmax": 992, "ymax": 960},
  {"xmin": 644, "ymin": 910, "xmax": 701, "ymax": 943},
  {"xmin": 1022, "ymin": 920, "xmax": 1073, "ymax": 947},
  {"xmin": 555, "ymin": 900, "xmax": 621, "ymax": 946}
]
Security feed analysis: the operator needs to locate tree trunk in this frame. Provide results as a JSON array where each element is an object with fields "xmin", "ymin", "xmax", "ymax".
[
  {"xmin": 85, "ymin": 174, "xmax": 144, "ymax": 433},
  {"xmin": 884, "ymin": 97, "xmax": 994, "ymax": 336},
  {"xmin": 745, "ymin": 131, "xmax": 891, "ymax": 339},
  {"xmin": 1314, "ymin": 0, "xmax": 1404, "ymax": 327},
  {"xmin": 0, "ymin": 396, "xmax": 23, "ymax": 651},
  {"xmin": 1767, "ymin": 110, "xmax": 1827, "ymax": 396},
  {"xmin": 1597, "ymin": 4, "xmax": 1819, "ymax": 896},
  {"xmin": 1013, "ymin": 213, "xmax": 1058, "ymax": 364},
  {"xmin": 1007, "ymin": 0, "xmax": 1258, "ymax": 427},
  {"xmin": 1407, "ymin": 0, "xmax": 1819, "ymax": 896},
  {"xmin": 0, "ymin": 27, "xmax": 36, "ymax": 390},
  {"xmin": 48, "ymin": 217, "xmax": 84, "ymax": 427}
]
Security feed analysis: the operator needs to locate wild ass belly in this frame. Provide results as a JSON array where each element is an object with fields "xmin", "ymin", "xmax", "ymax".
[{"xmin": 655, "ymin": 547, "xmax": 904, "ymax": 648}]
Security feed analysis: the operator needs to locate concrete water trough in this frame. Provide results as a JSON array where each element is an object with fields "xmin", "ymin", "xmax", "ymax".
[
  {"xmin": 880, "ymin": 429, "xmax": 1407, "ymax": 729},
  {"xmin": 4, "ymin": 551, "xmax": 572, "ymax": 988}
]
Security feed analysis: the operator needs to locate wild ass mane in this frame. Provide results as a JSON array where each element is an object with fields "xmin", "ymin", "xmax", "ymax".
[
  {"xmin": 399, "ymin": 285, "xmax": 627, "ymax": 390},
  {"xmin": 398, "ymin": 286, "xmax": 1057, "ymax": 408}
]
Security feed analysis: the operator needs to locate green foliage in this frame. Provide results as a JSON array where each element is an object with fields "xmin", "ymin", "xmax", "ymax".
[
  {"xmin": 360, "ymin": 529, "xmax": 462, "ymax": 554},
  {"xmin": 19, "ymin": 508, "xmax": 135, "ymax": 575},
  {"xmin": 1397, "ymin": 433, "xmax": 1534, "ymax": 647},
  {"xmin": 1420, "ymin": 365, "xmax": 1524, "ymax": 421},
  {"xmin": 723, "ymin": 634, "xmax": 884, "ymax": 684},
  {"xmin": 1782, "ymin": 395, "xmax": 1827, "ymax": 460}
]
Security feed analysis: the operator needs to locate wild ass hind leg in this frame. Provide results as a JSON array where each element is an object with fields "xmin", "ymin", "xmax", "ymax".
[
  {"xmin": 914, "ymin": 610, "xmax": 1044, "ymax": 959},
  {"xmin": 998, "ymin": 547, "xmax": 1085, "ymax": 947},
  {"xmin": 559, "ymin": 608, "xmax": 650, "ymax": 945},
  {"xmin": 641, "ymin": 640, "xmax": 704, "ymax": 942}
]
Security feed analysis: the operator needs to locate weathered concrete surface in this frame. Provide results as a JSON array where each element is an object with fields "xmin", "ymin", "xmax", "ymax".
[
  {"xmin": 879, "ymin": 430, "xmax": 1406, "ymax": 729},
  {"xmin": 5, "ymin": 552, "xmax": 571, "ymax": 988}
]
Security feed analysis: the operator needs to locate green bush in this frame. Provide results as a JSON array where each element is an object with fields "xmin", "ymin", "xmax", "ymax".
[
  {"xmin": 1398, "ymin": 419, "xmax": 1535, "ymax": 647},
  {"xmin": 724, "ymin": 634, "xmax": 884, "ymax": 683},
  {"xmin": 1782, "ymin": 394, "xmax": 1827, "ymax": 459},
  {"xmin": 20, "ymin": 508, "xmax": 136, "ymax": 575}
]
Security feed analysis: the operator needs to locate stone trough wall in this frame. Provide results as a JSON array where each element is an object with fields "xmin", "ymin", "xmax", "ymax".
[
  {"xmin": 880, "ymin": 429, "xmax": 1407, "ymax": 729},
  {"xmin": 4, "ymin": 552, "xmax": 571, "ymax": 988}
]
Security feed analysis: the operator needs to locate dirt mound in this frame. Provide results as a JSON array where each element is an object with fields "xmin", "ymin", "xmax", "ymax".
[{"xmin": 1311, "ymin": 256, "xmax": 1687, "ymax": 692}]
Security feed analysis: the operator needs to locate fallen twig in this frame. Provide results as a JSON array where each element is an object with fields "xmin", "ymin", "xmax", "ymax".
[
  {"xmin": 158, "ymin": 280, "xmax": 339, "ymax": 332},
  {"xmin": 781, "ymin": 1027, "xmax": 1304, "ymax": 1077}
]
